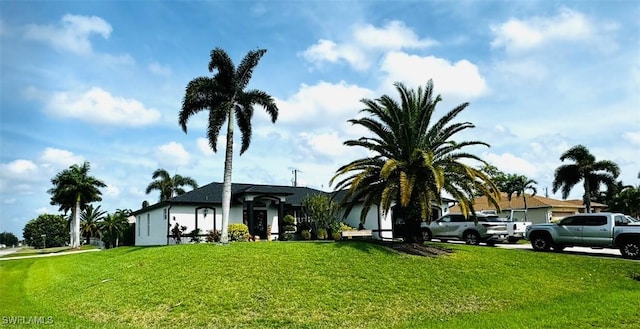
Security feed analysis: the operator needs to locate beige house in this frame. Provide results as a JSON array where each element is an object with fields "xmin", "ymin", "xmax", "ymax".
[{"xmin": 450, "ymin": 193, "xmax": 606, "ymax": 224}]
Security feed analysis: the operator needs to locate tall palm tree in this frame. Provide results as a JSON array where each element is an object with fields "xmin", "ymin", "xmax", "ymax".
[
  {"xmin": 331, "ymin": 81, "xmax": 500, "ymax": 242},
  {"xmin": 99, "ymin": 209, "xmax": 131, "ymax": 248},
  {"xmin": 48, "ymin": 161, "xmax": 106, "ymax": 248},
  {"xmin": 552, "ymin": 145, "xmax": 620, "ymax": 213},
  {"xmin": 145, "ymin": 168, "xmax": 199, "ymax": 201},
  {"xmin": 179, "ymin": 48, "xmax": 279, "ymax": 243},
  {"xmin": 80, "ymin": 204, "xmax": 107, "ymax": 245},
  {"xmin": 509, "ymin": 174, "xmax": 537, "ymax": 219}
]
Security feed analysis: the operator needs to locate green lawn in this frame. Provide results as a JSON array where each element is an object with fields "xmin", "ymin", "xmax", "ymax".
[{"xmin": 1, "ymin": 242, "xmax": 638, "ymax": 328}]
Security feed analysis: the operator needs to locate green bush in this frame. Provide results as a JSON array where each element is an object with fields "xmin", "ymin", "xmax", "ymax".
[
  {"xmin": 332, "ymin": 232, "xmax": 342, "ymax": 241},
  {"xmin": 340, "ymin": 223, "xmax": 356, "ymax": 231},
  {"xmin": 316, "ymin": 228, "xmax": 328, "ymax": 240},
  {"xmin": 301, "ymin": 229, "xmax": 311, "ymax": 240},
  {"xmin": 228, "ymin": 224, "xmax": 249, "ymax": 242},
  {"xmin": 23, "ymin": 214, "xmax": 68, "ymax": 248},
  {"xmin": 189, "ymin": 228, "xmax": 201, "ymax": 243}
]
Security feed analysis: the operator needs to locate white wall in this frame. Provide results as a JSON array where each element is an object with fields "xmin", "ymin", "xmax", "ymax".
[{"xmin": 135, "ymin": 207, "xmax": 169, "ymax": 246}]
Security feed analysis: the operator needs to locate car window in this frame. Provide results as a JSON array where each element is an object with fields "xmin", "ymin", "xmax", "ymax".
[
  {"xmin": 559, "ymin": 216, "xmax": 582, "ymax": 225},
  {"xmin": 584, "ymin": 216, "xmax": 607, "ymax": 226},
  {"xmin": 615, "ymin": 215, "xmax": 628, "ymax": 226},
  {"xmin": 438, "ymin": 216, "xmax": 451, "ymax": 223},
  {"xmin": 450, "ymin": 215, "xmax": 467, "ymax": 222}
]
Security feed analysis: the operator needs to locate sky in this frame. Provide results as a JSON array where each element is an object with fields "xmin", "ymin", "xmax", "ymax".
[{"xmin": 1, "ymin": 1, "xmax": 639, "ymax": 238}]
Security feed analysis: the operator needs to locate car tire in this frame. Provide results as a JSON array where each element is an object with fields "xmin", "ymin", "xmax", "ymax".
[
  {"xmin": 439, "ymin": 239, "xmax": 448, "ymax": 243},
  {"xmin": 486, "ymin": 241, "xmax": 496, "ymax": 247},
  {"xmin": 531, "ymin": 234, "xmax": 551, "ymax": 252},
  {"xmin": 552, "ymin": 244, "xmax": 565, "ymax": 252},
  {"xmin": 507, "ymin": 237, "xmax": 520, "ymax": 244},
  {"xmin": 421, "ymin": 229, "xmax": 432, "ymax": 242},
  {"xmin": 464, "ymin": 231, "xmax": 480, "ymax": 245},
  {"xmin": 620, "ymin": 239, "xmax": 640, "ymax": 260}
]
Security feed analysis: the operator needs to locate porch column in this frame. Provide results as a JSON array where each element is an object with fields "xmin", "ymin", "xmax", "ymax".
[
  {"xmin": 278, "ymin": 201, "xmax": 284, "ymax": 240},
  {"xmin": 247, "ymin": 200, "xmax": 255, "ymax": 237}
]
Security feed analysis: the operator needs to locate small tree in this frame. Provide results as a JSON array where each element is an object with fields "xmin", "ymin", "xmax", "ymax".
[
  {"xmin": 302, "ymin": 194, "xmax": 341, "ymax": 230},
  {"xmin": 0, "ymin": 231, "xmax": 19, "ymax": 247},
  {"xmin": 23, "ymin": 214, "xmax": 68, "ymax": 248}
]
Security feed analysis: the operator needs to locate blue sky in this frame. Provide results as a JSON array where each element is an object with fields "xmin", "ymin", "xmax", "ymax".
[{"xmin": 1, "ymin": 1, "xmax": 639, "ymax": 237}]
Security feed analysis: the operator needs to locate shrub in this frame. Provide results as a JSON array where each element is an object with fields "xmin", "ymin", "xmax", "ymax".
[
  {"xmin": 282, "ymin": 215, "xmax": 296, "ymax": 232},
  {"xmin": 316, "ymin": 228, "xmax": 328, "ymax": 240},
  {"xmin": 205, "ymin": 229, "xmax": 221, "ymax": 243},
  {"xmin": 171, "ymin": 223, "xmax": 188, "ymax": 244},
  {"xmin": 332, "ymin": 231, "xmax": 342, "ymax": 241},
  {"xmin": 189, "ymin": 228, "xmax": 202, "ymax": 243},
  {"xmin": 340, "ymin": 223, "xmax": 356, "ymax": 231},
  {"xmin": 228, "ymin": 224, "xmax": 249, "ymax": 242},
  {"xmin": 301, "ymin": 229, "xmax": 311, "ymax": 240}
]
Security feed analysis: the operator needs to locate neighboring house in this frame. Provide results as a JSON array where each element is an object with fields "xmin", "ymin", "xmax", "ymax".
[
  {"xmin": 449, "ymin": 193, "xmax": 604, "ymax": 224},
  {"xmin": 132, "ymin": 181, "xmax": 454, "ymax": 245}
]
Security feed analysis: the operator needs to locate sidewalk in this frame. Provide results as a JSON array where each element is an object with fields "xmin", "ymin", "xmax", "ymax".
[{"xmin": 0, "ymin": 248, "xmax": 101, "ymax": 261}]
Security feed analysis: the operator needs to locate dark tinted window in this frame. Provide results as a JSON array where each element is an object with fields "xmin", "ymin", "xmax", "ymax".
[
  {"xmin": 559, "ymin": 216, "xmax": 585, "ymax": 225},
  {"xmin": 438, "ymin": 216, "xmax": 451, "ymax": 223},
  {"xmin": 584, "ymin": 216, "xmax": 607, "ymax": 226},
  {"xmin": 451, "ymin": 215, "xmax": 467, "ymax": 222}
]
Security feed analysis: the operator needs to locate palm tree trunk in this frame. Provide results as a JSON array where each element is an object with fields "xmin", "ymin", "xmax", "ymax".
[
  {"xmin": 583, "ymin": 179, "xmax": 592, "ymax": 213},
  {"xmin": 220, "ymin": 108, "xmax": 235, "ymax": 244},
  {"xmin": 72, "ymin": 199, "xmax": 81, "ymax": 248}
]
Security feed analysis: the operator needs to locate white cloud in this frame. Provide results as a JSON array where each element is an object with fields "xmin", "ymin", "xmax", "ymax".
[
  {"xmin": 622, "ymin": 131, "xmax": 640, "ymax": 146},
  {"xmin": 104, "ymin": 184, "xmax": 121, "ymax": 198},
  {"xmin": 276, "ymin": 81, "xmax": 374, "ymax": 126},
  {"xmin": 24, "ymin": 14, "xmax": 112, "ymax": 55},
  {"xmin": 39, "ymin": 148, "xmax": 84, "ymax": 169},
  {"xmin": 483, "ymin": 152, "xmax": 539, "ymax": 178},
  {"xmin": 43, "ymin": 87, "xmax": 161, "ymax": 126},
  {"xmin": 148, "ymin": 62, "xmax": 171, "ymax": 76},
  {"xmin": 299, "ymin": 131, "xmax": 349, "ymax": 158},
  {"xmin": 155, "ymin": 142, "xmax": 192, "ymax": 169},
  {"xmin": 490, "ymin": 8, "xmax": 611, "ymax": 53},
  {"xmin": 1, "ymin": 159, "xmax": 38, "ymax": 176},
  {"xmin": 303, "ymin": 20, "xmax": 436, "ymax": 70},
  {"xmin": 380, "ymin": 52, "xmax": 488, "ymax": 99}
]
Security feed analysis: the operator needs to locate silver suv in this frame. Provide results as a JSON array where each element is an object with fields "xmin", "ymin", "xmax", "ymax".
[{"xmin": 421, "ymin": 213, "xmax": 508, "ymax": 245}]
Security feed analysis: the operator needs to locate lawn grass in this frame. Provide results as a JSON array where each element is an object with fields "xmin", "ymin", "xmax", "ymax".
[{"xmin": 0, "ymin": 242, "xmax": 638, "ymax": 328}]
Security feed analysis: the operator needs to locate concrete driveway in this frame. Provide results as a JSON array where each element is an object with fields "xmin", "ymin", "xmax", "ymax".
[
  {"xmin": 496, "ymin": 242, "xmax": 627, "ymax": 260},
  {"xmin": 0, "ymin": 248, "xmax": 20, "ymax": 257}
]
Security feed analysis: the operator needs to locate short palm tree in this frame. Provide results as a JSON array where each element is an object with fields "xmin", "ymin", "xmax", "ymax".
[
  {"xmin": 48, "ymin": 161, "xmax": 106, "ymax": 248},
  {"xmin": 179, "ymin": 48, "xmax": 279, "ymax": 243},
  {"xmin": 552, "ymin": 145, "xmax": 620, "ymax": 213},
  {"xmin": 99, "ymin": 209, "xmax": 131, "ymax": 248},
  {"xmin": 507, "ymin": 174, "xmax": 537, "ymax": 219},
  {"xmin": 80, "ymin": 204, "xmax": 107, "ymax": 245},
  {"xmin": 331, "ymin": 81, "xmax": 500, "ymax": 241},
  {"xmin": 145, "ymin": 168, "xmax": 199, "ymax": 201}
]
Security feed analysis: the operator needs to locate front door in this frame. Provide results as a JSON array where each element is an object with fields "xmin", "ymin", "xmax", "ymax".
[{"xmin": 253, "ymin": 210, "xmax": 267, "ymax": 239}]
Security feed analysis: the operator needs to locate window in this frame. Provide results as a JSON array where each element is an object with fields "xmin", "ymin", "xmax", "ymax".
[
  {"xmin": 451, "ymin": 215, "xmax": 467, "ymax": 222},
  {"xmin": 147, "ymin": 214, "xmax": 150, "ymax": 236},
  {"xmin": 438, "ymin": 216, "xmax": 451, "ymax": 223},
  {"xmin": 614, "ymin": 215, "xmax": 628, "ymax": 226},
  {"xmin": 137, "ymin": 216, "xmax": 141, "ymax": 236},
  {"xmin": 584, "ymin": 216, "xmax": 607, "ymax": 226},
  {"xmin": 163, "ymin": 209, "xmax": 167, "ymax": 220}
]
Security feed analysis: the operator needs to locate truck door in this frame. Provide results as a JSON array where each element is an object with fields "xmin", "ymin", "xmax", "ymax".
[
  {"xmin": 581, "ymin": 215, "xmax": 610, "ymax": 246},
  {"xmin": 432, "ymin": 215, "xmax": 458, "ymax": 237},
  {"xmin": 556, "ymin": 216, "xmax": 584, "ymax": 244}
]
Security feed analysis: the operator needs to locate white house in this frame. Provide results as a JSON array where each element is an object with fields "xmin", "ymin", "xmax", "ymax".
[{"xmin": 132, "ymin": 182, "xmax": 453, "ymax": 245}]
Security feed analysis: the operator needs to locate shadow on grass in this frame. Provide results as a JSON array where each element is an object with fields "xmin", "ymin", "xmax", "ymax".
[{"xmin": 334, "ymin": 240, "xmax": 399, "ymax": 255}]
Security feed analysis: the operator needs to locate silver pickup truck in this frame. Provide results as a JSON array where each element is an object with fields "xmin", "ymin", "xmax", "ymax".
[{"xmin": 525, "ymin": 212, "xmax": 640, "ymax": 259}]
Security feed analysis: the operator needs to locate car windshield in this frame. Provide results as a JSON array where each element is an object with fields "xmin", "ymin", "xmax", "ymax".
[{"xmin": 626, "ymin": 215, "xmax": 639, "ymax": 223}]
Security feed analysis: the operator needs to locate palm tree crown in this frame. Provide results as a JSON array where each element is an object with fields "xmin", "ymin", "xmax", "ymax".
[
  {"xmin": 80, "ymin": 204, "xmax": 107, "ymax": 245},
  {"xmin": 145, "ymin": 168, "xmax": 199, "ymax": 201},
  {"xmin": 331, "ymin": 81, "xmax": 500, "ymax": 240},
  {"xmin": 178, "ymin": 48, "xmax": 279, "ymax": 243},
  {"xmin": 552, "ymin": 144, "xmax": 620, "ymax": 213}
]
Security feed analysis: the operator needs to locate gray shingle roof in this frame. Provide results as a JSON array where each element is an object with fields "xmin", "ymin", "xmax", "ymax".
[{"xmin": 133, "ymin": 182, "xmax": 328, "ymax": 215}]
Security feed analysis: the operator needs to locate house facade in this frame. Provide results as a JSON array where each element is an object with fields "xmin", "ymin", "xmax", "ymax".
[
  {"xmin": 450, "ymin": 193, "xmax": 606, "ymax": 224},
  {"xmin": 132, "ymin": 182, "xmax": 453, "ymax": 245}
]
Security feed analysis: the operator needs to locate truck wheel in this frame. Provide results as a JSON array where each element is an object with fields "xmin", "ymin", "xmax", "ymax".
[
  {"xmin": 421, "ymin": 229, "xmax": 432, "ymax": 242},
  {"xmin": 620, "ymin": 239, "xmax": 640, "ymax": 260},
  {"xmin": 531, "ymin": 234, "xmax": 551, "ymax": 252},
  {"xmin": 464, "ymin": 231, "xmax": 480, "ymax": 245},
  {"xmin": 552, "ymin": 244, "xmax": 565, "ymax": 252}
]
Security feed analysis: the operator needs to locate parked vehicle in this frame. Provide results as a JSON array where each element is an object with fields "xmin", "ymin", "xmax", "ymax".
[
  {"xmin": 481, "ymin": 210, "xmax": 531, "ymax": 243},
  {"xmin": 421, "ymin": 213, "xmax": 508, "ymax": 246},
  {"xmin": 525, "ymin": 212, "xmax": 640, "ymax": 259}
]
